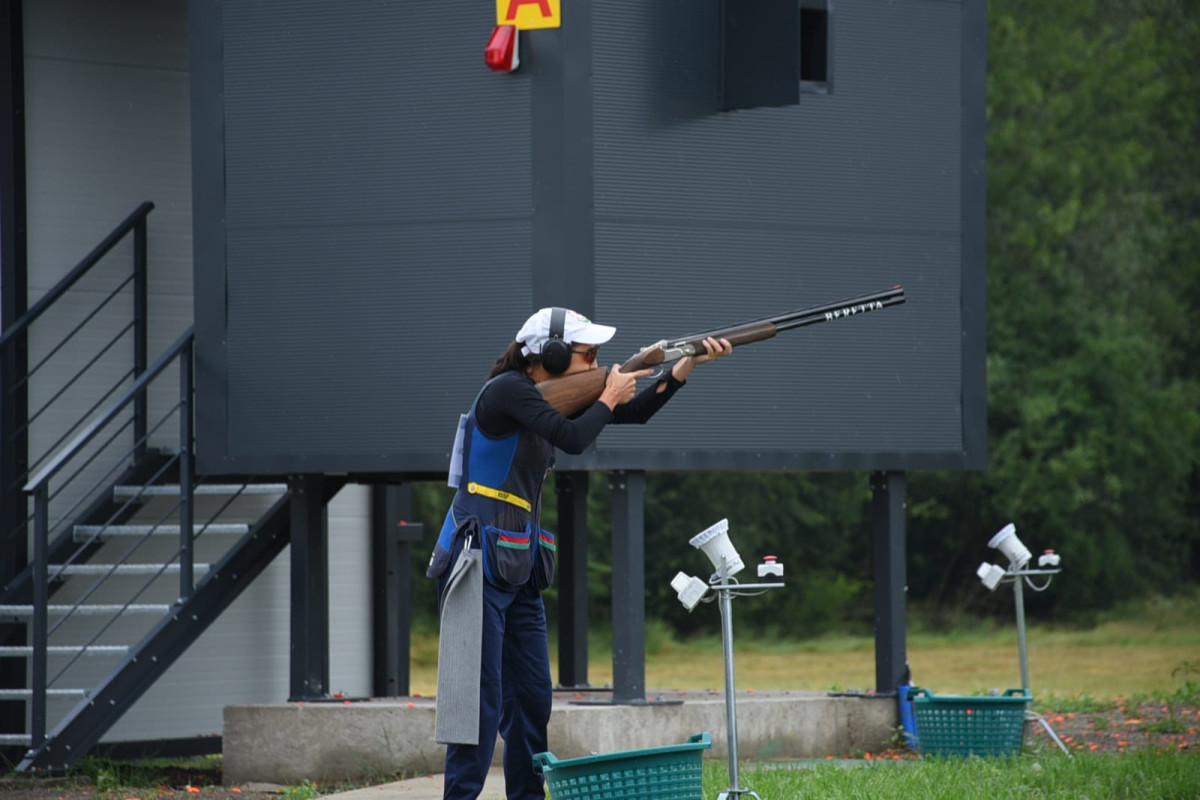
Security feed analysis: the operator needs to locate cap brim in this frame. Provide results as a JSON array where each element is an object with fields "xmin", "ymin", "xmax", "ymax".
[{"xmin": 571, "ymin": 322, "xmax": 616, "ymax": 345}]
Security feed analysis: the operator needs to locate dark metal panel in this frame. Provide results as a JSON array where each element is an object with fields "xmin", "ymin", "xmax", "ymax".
[
  {"xmin": 586, "ymin": 225, "xmax": 960, "ymax": 453},
  {"xmin": 0, "ymin": 0, "xmax": 28, "ymax": 744},
  {"xmin": 720, "ymin": 0, "xmax": 799, "ymax": 110},
  {"xmin": 530, "ymin": 7, "xmax": 595, "ymax": 314},
  {"xmin": 960, "ymin": 0, "xmax": 988, "ymax": 469},
  {"xmin": 189, "ymin": 0, "xmax": 229, "ymax": 475},
  {"xmin": 573, "ymin": 0, "xmax": 974, "ymax": 470},
  {"xmin": 194, "ymin": 0, "xmax": 983, "ymax": 475},
  {"xmin": 222, "ymin": 1, "xmax": 529, "ymax": 230},
  {"xmin": 592, "ymin": 0, "xmax": 962, "ymax": 233},
  {"xmin": 225, "ymin": 222, "xmax": 530, "ymax": 460},
  {"xmin": 1, "ymin": 0, "xmax": 28, "ymax": 578},
  {"xmin": 205, "ymin": 0, "xmax": 533, "ymax": 475}
]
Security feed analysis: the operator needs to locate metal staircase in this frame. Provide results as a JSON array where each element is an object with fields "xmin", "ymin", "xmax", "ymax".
[{"xmin": 0, "ymin": 205, "xmax": 324, "ymax": 771}]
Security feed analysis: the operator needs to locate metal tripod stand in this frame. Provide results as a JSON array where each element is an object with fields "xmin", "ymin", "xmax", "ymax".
[
  {"xmin": 1001, "ymin": 565, "xmax": 1072, "ymax": 757},
  {"xmin": 703, "ymin": 558, "xmax": 785, "ymax": 800}
]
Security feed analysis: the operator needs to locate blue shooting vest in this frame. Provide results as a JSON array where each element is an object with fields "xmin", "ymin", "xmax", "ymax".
[{"xmin": 427, "ymin": 374, "xmax": 558, "ymax": 593}]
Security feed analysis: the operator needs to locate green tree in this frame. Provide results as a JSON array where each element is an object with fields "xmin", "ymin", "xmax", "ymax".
[{"xmin": 910, "ymin": 0, "xmax": 1200, "ymax": 616}]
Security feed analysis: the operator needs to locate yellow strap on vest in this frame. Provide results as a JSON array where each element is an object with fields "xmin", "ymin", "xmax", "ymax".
[{"xmin": 466, "ymin": 482, "xmax": 532, "ymax": 512}]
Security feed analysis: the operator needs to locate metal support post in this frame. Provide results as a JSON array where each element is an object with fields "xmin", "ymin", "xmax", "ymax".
[
  {"xmin": 555, "ymin": 470, "xmax": 590, "ymax": 688},
  {"xmin": 1013, "ymin": 575, "xmax": 1030, "ymax": 692},
  {"xmin": 289, "ymin": 475, "xmax": 330, "ymax": 701},
  {"xmin": 30, "ymin": 486, "xmax": 48, "ymax": 750},
  {"xmin": 132, "ymin": 217, "xmax": 148, "ymax": 461},
  {"xmin": 178, "ymin": 344, "xmax": 194, "ymax": 599},
  {"xmin": 868, "ymin": 472, "xmax": 902, "ymax": 690},
  {"xmin": 371, "ymin": 483, "xmax": 422, "ymax": 697},
  {"xmin": 610, "ymin": 470, "xmax": 646, "ymax": 704},
  {"xmin": 711, "ymin": 559, "xmax": 776, "ymax": 800},
  {"xmin": 717, "ymin": 587, "xmax": 744, "ymax": 798},
  {"xmin": 870, "ymin": 470, "xmax": 908, "ymax": 694}
]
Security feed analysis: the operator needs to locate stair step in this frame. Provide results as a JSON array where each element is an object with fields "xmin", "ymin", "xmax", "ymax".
[
  {"xmin": 74, "ymin": 523, "xmax": 249, "ymax": 540},
  {"xmin": 0, "ymin": 645, "xmax": 129, "ymax": 657},
  {"xmin": 50, "ymin": 563, "xmax": 211, "ymax": 576},
  {"xmin": 114, "ymin": 483, "xmax": 288, "ymax": 499},
  {"xmin": 0, "ymin": 688, "xmax": 87, "ymax": 698},
  {"xmin": 0, "ymin": 733, "xmax": 31, "ymax": 745},
  {"xmin": 0, "ymin": 604, "xmax": 172, "ymax": 616}
]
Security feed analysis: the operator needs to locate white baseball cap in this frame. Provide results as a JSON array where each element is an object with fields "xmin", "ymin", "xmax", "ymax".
[{"xmin": 516, "ymin": 307, "xmax": 616, "ymax": 356}]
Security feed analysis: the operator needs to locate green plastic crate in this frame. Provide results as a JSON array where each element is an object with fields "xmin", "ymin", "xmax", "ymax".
[
  {"xmin": 910, "ymin": 687, "xmax": 1030, "ymax": 757},
  {"xmin": 532, "ymin": 732, "xmax": 711, "ymax": 800}
]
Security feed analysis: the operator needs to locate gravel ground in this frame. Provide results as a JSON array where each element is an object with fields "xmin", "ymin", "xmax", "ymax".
[{"xmin": 0, "ymin": 699, "xmax": 1194, "ymax": 799}]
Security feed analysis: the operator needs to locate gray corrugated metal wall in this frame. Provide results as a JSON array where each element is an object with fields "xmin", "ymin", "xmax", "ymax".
[
  {"xmin": 194, "ymin": 0, "xmax": 981, "ymax": 475},
  {"xmin": 199, "ymin": 0, "xmax": 532, "ymax": 473},
  {"xmin": 585, "ymin": 0, "xmax": 963, "ymax": 464},
  {"xmin": 22, "ymin": 0, "xmax": 371, "ymax": 743}
]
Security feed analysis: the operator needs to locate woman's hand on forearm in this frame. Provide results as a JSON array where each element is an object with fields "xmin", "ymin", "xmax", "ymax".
[{"xmin": 667, "ymin": 336, "xmax": 733, "ymax": 385}]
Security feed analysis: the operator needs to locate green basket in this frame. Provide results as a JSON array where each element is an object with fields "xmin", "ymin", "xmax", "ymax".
[
  {"xmin": 910, "ymin": 687, "xmax": 1030, "ymax": 757},
  {"xmin": 532, "ymin": 732, "xmax": 711, "ymax": 800}
]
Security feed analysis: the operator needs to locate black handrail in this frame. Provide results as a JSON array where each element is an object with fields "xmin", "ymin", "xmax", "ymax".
[
  {"xmin": 24, "ymin": 329, "xmax": 192, "ymax": 493},
  {"xmin": 0, "ymin": 202, "xmax": 153, "ymax": 348},
  {"xmin": 2, "ymin": 202, "xmax": 154, "ymax": 570}
]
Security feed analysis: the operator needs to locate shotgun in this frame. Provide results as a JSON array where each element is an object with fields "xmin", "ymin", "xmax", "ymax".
[{"xmin": 538, "ymin": 285, "xmax": 906, "ymax": 416}]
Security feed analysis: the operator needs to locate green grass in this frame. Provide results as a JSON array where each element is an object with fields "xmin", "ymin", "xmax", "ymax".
[
  {"xmin": 701, "ymin": 751, "xmax": 1200, "ymax": 799},
  {"xmin": 281, "ymin": 778, "xmax": 323, "ymax": 800},
  {"xmin": 72, "ymin": 754, "xmax": 223, "ymax": 789}
]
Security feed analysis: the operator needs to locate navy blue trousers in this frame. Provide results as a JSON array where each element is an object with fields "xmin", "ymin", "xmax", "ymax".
[{"xmin": 442, "ymin": 580, "xmax": 552, "ymax": 800}]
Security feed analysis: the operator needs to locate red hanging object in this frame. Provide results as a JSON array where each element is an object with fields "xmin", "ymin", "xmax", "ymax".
[{"xmin": 485, "ymin": 25, "xmax": 519, "ymax": 73}]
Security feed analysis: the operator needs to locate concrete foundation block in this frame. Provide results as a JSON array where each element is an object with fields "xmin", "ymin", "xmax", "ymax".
[{"xmin": 223, "ymin": 691, "xmax": 897, "ymax": 784}]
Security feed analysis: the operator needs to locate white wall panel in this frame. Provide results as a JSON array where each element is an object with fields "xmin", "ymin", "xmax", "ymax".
[{"xmin": 21, "ymin": 0, "xmax": 374, "ymax": 743}]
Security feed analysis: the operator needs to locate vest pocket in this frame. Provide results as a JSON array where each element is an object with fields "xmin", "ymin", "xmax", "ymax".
[
  {"xmin": 532, "ymin": 529, "xmax": 557, "ymax": 590},
  {"xmin": 426, "ymin": 510, "xmax": 467, "ymax": 580},
  {"xmin": 481, "ymin": 523, "xmax": 534, "ymax": 591}
]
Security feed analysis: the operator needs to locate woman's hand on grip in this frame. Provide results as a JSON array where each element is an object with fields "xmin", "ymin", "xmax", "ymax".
[{"xmin": 599, "ymin": 364, "xmax": 651, "ymax": 410}]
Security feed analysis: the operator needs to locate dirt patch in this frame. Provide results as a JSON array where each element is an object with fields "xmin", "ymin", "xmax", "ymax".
[{"xmin": 1023, "ymin": 697, "xmax": 1199, "ymax": 756}]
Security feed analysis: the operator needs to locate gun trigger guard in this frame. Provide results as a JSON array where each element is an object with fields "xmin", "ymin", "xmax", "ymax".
[{"xmin": 647, "ymin": 368, "xmax": 666, "ymax": 380}]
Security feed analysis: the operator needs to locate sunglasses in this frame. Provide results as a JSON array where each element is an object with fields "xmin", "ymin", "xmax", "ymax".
[{"xmin": 571, "ymin": 345, "xmax": 600, "ymax": 364}]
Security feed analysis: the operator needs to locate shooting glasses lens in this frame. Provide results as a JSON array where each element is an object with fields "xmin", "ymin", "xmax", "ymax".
[{"xmin": 572, "ymin": 345, "xmax": 599, "ymax": 364}]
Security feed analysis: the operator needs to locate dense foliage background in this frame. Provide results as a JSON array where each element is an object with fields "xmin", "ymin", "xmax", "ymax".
[{"xmin": 412, "ymin": 0, "xmax": 1200, "ymax": 634}]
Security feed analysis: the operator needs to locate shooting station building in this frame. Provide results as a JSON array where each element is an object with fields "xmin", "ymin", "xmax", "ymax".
[{"xmin": 1, "ymin": 0, "xmax": 985, "ymax": 770}]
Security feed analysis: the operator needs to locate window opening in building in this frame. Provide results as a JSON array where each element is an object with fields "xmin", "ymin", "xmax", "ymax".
[{"xmin": 799, "ymin": 3, "xmax": 830, "ymax": 92}]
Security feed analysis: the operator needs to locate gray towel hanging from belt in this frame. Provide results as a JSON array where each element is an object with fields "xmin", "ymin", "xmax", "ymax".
[{"xmin": 434, "ymin": 545, "xmax": 483, "ymax": 745}]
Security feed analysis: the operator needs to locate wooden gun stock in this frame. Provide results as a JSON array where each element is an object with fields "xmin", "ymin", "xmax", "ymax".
[
  {"xmin": 538, "ymin": 367, "xmax": 611, "ymax": 417},
  {"xmin": 536, "ymin": 286, "xmax": 904, "ymax": 416}
]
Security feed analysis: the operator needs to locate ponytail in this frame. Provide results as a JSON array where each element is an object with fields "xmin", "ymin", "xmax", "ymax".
[{"xmin": 488, "ymin": 341, "xmax": 536, "ymax": 379}]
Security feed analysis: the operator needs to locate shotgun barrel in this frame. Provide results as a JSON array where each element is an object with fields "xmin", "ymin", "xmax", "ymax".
[{"xmin": 538, "ymin": 285, "xmax": 905, "ymax": 416}]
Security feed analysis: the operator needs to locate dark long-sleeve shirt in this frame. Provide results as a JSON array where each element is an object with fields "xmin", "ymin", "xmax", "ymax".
[{"xmin": 474, "ymin": 369, "xmax": 685, "ymax": 455}]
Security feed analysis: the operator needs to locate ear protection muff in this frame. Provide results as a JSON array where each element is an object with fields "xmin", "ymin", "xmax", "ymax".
[{"xmin": 540, "ymin": 307, "xmax": 572, "ymax": 375}]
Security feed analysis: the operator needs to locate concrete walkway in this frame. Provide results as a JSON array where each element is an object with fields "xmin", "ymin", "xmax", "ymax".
[{"xmin": 325, "ymin": 768, "xmax": 507, "ymax": 800}]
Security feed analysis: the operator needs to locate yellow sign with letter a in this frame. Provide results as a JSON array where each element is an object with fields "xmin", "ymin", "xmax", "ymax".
[{"xmin": 496, "ymin": 0, "xmax": 561, "ymax": 30}]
